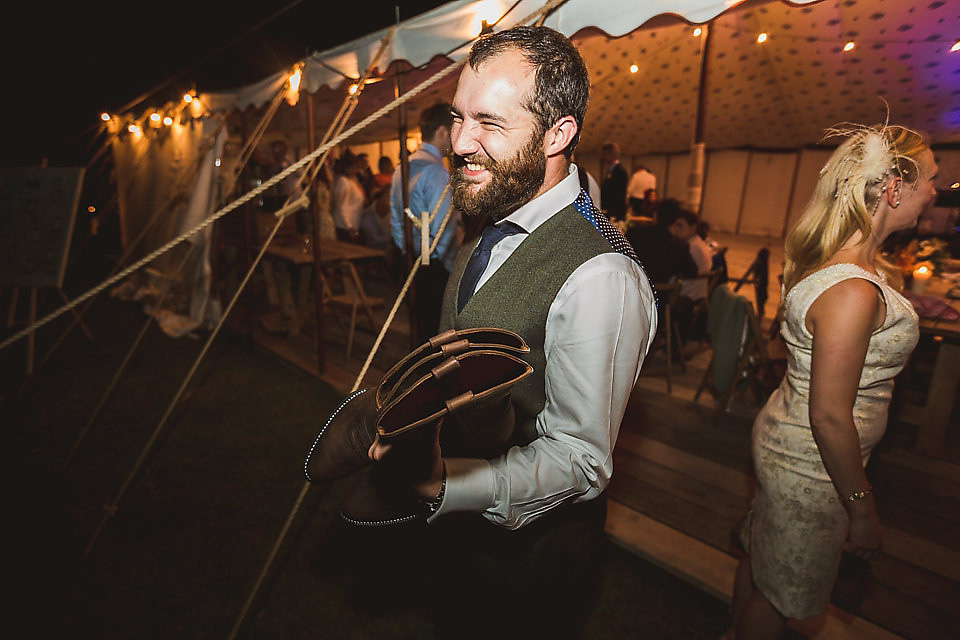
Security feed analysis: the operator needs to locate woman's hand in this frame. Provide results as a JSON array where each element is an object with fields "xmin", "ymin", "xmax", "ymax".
[{"xmin": 846, "ymin": 507, "xmax": 883, "ymax": 560}]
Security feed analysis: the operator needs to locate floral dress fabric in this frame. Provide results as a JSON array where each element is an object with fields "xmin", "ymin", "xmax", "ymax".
[{"xmin": 742, "ymin": 263, "xmax": 918, "ymax": 619}]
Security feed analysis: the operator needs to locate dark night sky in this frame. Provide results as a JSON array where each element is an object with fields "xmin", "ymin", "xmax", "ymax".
[{"xmin": 2, "ymin": 1, "xmax": 450, "ymax": 168}]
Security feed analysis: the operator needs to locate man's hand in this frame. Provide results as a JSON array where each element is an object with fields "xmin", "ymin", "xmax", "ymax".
[{"xmin": 368, "ymin": 421, "xmax": 445, "ymax": 500}]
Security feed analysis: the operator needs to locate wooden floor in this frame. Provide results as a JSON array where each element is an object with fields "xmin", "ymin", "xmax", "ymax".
[{"xmin": 232, "ymin": 232, "xmax": 959, "ymax": 640}]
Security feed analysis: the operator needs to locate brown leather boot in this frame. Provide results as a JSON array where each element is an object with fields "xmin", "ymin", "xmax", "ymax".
[
  {"xmin": 338, "ymin": 350, "xmax": 533, "ymax": 526},
  {"xmin": 304, "ymin": 328, "xmax": 529, "ymax": 484},
  {"xmin": 375, "ymin": 327, "xmax": 529, "ymax": 409}
]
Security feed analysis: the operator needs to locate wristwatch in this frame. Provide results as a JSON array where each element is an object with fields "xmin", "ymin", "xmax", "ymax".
[{"xmin": 421, "ymin": 462, "xmax": 447, "ymax": 516}]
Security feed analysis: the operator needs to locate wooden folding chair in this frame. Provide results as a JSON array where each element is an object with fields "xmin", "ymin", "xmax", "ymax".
[
  {"xmin": 680, "ymin": 268, "xmax": 723, "ymax": 355},
  {"xmin": 731, "ymin": 246, "xmax": 770, "ymax": 319},
  {"xmin": 695, "ymin": 284, "xmax": 780, "ymax": 420},
  {"xmin": 649, "ymin": 279, "xmax": 686, "ymax": 394}
]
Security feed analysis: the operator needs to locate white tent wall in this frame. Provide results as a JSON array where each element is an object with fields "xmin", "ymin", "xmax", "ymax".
[
  {"xmin": 738, "ymin": 151, "xmax": 797, "ymax": 236},
  {"xmin": 701, "ymin": 150, "xmax": 750, "ymax": 232}
]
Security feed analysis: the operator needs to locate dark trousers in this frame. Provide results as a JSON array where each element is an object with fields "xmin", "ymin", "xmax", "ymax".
[
  {"xmin": 434, "ymin": 496, "xmax": 608, "ymax": 639},
  {"xmin": 336, "ymin": 495, "xmax": 608, "ymax": 639}
]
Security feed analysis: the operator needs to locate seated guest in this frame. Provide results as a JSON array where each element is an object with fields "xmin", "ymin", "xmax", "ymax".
[
  {"xmin": 626, "ymin": 198, "xmax": 699, "ymax": 285},
  {"xmin": 627, "ymin": 165, "xmax": 657, "ymax": 217},
  {"xmin": 670, "ymin": 209, "xmax": 714, "ymax": 342}
]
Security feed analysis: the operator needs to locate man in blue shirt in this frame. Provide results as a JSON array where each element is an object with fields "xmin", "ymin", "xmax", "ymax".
[{"xmin": 390, "ymin": 102, "xmax": 462, "ymax": 339}]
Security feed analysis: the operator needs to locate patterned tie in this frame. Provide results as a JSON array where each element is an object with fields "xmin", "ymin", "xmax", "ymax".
[{"xmin": 457, "ymin": 221, "xmax": 524, "ymax": 312}]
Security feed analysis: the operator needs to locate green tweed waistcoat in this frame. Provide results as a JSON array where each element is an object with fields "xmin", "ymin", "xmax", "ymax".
[{"xmin": 439, "ymin": 203, "xmax": 618, "ymax": 447}]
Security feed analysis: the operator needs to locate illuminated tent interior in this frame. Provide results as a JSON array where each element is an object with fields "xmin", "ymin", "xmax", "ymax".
[
  {"xmin": 202, "ymin": 0, "xmax": 960, "ymax": 238},
  {"xmin": 107, "ymin": 0, "xmax": 960, "ymax": 242},
  {"xmin": 100, "ymin": 0, "xmax": 959, "ymax": 335}
]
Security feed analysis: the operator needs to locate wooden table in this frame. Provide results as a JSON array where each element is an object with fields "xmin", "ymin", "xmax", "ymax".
[
  {"xmin": 263, "ymin": 235, "xmax": 386, "ymax": 356},
  {"xmin": 900, "ymin": 275, "xmax": 960, "ymax": 457}
]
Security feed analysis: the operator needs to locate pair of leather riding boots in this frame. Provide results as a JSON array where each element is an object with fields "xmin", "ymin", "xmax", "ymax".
[{"xmin": 304, "ymin": 328, "xmax": 533, "ymax": 526}]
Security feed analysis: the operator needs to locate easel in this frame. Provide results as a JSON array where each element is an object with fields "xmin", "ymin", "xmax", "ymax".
[
  {"xmin": 3, "ymin": 285, "xmax": 93, "ymax": 375},
  {"xmin": 0, "ymin": 166, "xmax": 88, "ymax": 376}
]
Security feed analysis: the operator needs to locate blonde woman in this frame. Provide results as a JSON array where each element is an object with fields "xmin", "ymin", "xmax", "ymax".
[{"xmin": 730, "ymin": 124, "xmax": 938, "ymax": 639}]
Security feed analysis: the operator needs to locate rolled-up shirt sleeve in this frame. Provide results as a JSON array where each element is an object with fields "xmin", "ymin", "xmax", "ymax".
[{"xmin": 435, "ymin": 252, "xmax": 657, "ymax": 528}]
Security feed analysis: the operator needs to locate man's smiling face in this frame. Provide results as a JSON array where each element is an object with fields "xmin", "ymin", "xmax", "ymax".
[{"xmin": 449, "ymin": 49, "xmax": 548, "ymax": 221}]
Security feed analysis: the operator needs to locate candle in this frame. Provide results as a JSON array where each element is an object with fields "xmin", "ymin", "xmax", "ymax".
[{"xmin": 912, "ymin": 264, "xmax": 933, "ymax": 294}]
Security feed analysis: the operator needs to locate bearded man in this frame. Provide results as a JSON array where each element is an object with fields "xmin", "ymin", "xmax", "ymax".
[{"xmin": 368, "ymin": 26, "xmax": 656, "ymax": 636}]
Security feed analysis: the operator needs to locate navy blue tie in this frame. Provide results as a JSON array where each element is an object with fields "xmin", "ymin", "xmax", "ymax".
[{"xmin": 457, "ymin": 221, "xmax": 524, "ymax": 312}]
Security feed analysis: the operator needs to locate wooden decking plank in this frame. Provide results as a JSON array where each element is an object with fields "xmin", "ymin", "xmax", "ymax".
[
  {"xmin": 612, "ymin": 447, "xmax": 750, "ymax": 525},
  {"xmin": 881, "ymin": 524, "xmax": 960, "ymax": 583},
  {"xmin": 605, "ymin": 498, "xmax": 737, "ymax": 603},
  {"xmin": 622, "ymin": 394, "xmax": 754, "ymax": 470},
  {"xmin": 867, "ymin": 552, "xmax": 960, "ymax": 615},
  {"xmin": 875, "ymin": 446, "xmax": 960, "ymax": 483},
  {"xmin": 871, "ymin": 460, "xmax": 960, "ymax": 526},
  {"xmin": 605, "ymin": 500, "xmax": 905, "ymax": 640},
  {"xmin": 607, "ymin": 468, "xmax": 737, "ymax": 552},
  {"xmin": 615, "ymin": 430, "xmax": 755, "ymax": 499},
  {"xmin": 856, "ymin": 579, "xmax": 959, "ymax": 640},
  {"xmin": 875, "ymin": 499, "xmax": 960, "ymax": 555}
]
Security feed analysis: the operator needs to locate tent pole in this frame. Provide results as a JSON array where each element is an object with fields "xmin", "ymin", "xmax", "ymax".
[
  {"xmin": 689, "ymin": 22, "xmax": 712, "ymax": 216},
  {"xmin": 306, "ymin": 92, "xmax": 326, "ymax": 374},
  {"xmin": 396, "ymin": 59, "xmax": 419, "ymax": 349}
]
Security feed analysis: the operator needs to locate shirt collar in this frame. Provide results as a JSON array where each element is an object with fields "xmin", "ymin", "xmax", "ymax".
[
  {"xmin": 414, "ymin": 142, "xmax": 444, "ymax": 163},
  {"xmin": 500, "ymin": 163, "xmax": 580, "ymax": 234}
]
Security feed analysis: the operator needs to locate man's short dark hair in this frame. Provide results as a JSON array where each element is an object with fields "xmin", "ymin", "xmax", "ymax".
[
  {"xmin": 419, "ymin": 102, "xmax": 453, "ymax": 142},
  {"xmin": 656, "ymin": 198, "xmax": 685, "ymax": 227},
  {"xmin": 469, "ymin": 26, "xmax": 589, "ymax": 157},
  {"xmin": 675, "ymin": 210, "xmax": 697, "ymax": 226}
]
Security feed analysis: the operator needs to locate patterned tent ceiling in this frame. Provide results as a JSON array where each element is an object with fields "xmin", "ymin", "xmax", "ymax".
[
  {"xmin": 575, "ymin": 0, "xmax": 960, "ymax": 154},
  {"xmin": 252, "ymin": 0, "xmax": 959, "ymax": 155}
]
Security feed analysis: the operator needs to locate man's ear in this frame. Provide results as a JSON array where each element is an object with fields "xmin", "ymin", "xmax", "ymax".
[{"xmin": 544, "ymin": 116, "xmax": 578, "ymax": 157}]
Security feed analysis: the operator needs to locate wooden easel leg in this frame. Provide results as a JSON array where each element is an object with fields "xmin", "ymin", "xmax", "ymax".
[
  {"xmin": 58, "ymin": 288, "xmax": 94, "ymax": 340},
  {"xmin": 6, "ymin": 286, "xmax": 18, "ymax": 327},
  {"xmin": 27, "ymin": 287, "xmax": 37, "ymax": 376}
]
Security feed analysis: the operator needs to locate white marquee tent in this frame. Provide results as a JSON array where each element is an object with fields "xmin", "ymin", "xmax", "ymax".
[{"xmin": 103, "ymin": 0, "xmax": 959, "ymax": 334}]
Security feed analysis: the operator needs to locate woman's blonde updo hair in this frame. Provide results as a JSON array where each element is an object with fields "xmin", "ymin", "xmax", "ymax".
[{"xmin": 783, "ymin": 123, "xmax": 930, "ymax": 292}]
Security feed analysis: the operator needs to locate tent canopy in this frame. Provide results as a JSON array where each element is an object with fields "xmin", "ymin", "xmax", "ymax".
[{"xmin": 192, "ymin": 0, "xmax": 959, "ymax": 156}]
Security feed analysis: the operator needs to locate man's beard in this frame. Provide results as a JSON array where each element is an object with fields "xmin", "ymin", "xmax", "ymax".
[{"xmin": 450, "ymin": 132, "xmax": 546, "ymax": 221}]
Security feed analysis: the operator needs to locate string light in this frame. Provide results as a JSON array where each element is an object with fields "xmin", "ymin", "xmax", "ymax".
[
  {"xmin": 693, "ymin": 27, "xmax": 702, "ymax": 37},
  {"xmin": 348, "ymin": 84, "xmax": 359, "ymax": 95},
  {"xmin": 127, "ymin": 123, "xmax": 141, "ymax": 135},
  {"xmin": 183, "ymin": 93, "xmax": 193, "ymax": 103},
  {"xmin": 951, "ymin": 41, "xmax": 960, "ymax": 53},
  {"xmin": 87, "ymin": 205, "xmax": 96, "ymax": 213},
  {"xmin": 163, "ymin": 116, "xmax": 173, "ymax": 126},
  {"xmin": 629, "ymin": 64, "xmax": 639, "ymax": 74},
  {"xmin": 843, "ymin": 41, "xmax": 856, "ymax": 52},
  {"xmin": 952, "ymin": 182, "xmax": 960, "ymax": 189},
  {"xmin": 100, "ymin": 112, "xmax": 111, "ymax": 121},
  {"xmin": 285, "ymin": 66, "xmax": 302, "ymax": 106},
  {"xmin": 150, "ymin": 113, "xmax": 161, "ymax": 122},
  {"xmin": 756, "ymin": 33, "xmax": 768, "ymax": 44}
]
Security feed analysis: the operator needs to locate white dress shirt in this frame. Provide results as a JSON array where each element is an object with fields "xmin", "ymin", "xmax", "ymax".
[
  {"xmin": 436, "ymin": 164, "xmax": 658, "ymax": 529},
  {"xmin": 331, "ymin": 174, "xmax": 366, "ymax": 232},
  {"xmin": 681, "ymin": 235, "xmax": 713, "ymax": 300}
]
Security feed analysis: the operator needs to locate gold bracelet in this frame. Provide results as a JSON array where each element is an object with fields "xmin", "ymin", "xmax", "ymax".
[{"xmin": 846, "ymin": 487, "xmax": 873, "ymax": 502}]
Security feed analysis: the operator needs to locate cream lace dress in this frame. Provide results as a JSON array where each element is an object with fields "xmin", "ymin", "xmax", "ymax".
[{"xmin": 742, "ymin": 263, "xmax": 918, "ymax": 619}]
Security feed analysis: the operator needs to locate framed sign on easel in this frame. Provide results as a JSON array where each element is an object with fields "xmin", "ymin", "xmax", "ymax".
[{"xmin": 0, "ymin": 166, "xmax": 88, "ymax": 374}]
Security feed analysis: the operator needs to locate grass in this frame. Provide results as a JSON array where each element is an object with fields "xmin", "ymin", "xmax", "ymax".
[{"xmin": 5, "ymin": 296, "xmax": 730, "ymax": 639}]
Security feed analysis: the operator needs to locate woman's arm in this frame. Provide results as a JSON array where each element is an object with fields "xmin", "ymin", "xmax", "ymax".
[{"xmin": 806, "ymin": 277, "xmax": 885, "ymax": 558}]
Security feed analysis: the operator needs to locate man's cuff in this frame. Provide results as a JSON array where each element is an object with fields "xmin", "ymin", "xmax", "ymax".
[{"xmin": 426, "ymin": 457, "xmax": 495, "ymax": 523}]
